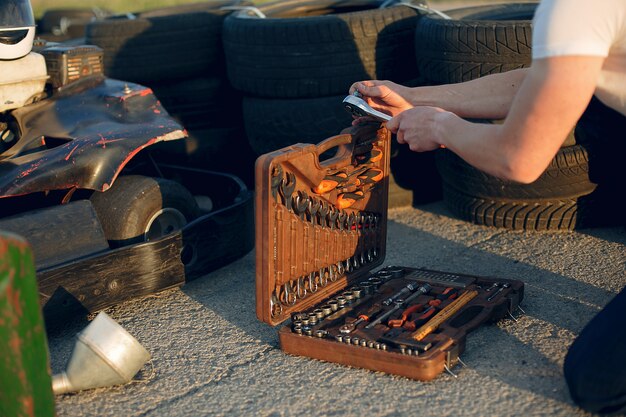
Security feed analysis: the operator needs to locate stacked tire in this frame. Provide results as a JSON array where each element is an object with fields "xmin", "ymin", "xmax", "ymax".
[
  {"xmin": 37, "ymin": 8, "xmax": 111, "ymax": 42},
  {"xmin": 222, "ymin": 0, "xmax": 444, "ymax": 202},
  {"xmin": 414, "ymin": 2, "xmax": 621, "ymax": 230},
  {"xmin": 85, "ymin": 2, "xmax": 256, "ymax": 185}
]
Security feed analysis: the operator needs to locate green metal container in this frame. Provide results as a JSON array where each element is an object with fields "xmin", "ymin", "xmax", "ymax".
[{"xmin": 0, "ymin": 232, "xmax": 55, "ymax": 417}]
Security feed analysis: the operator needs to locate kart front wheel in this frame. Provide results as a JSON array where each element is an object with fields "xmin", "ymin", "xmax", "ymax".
[{"xmin": 90, "ymin": 175, "xmax": 200, "ymax": 247}]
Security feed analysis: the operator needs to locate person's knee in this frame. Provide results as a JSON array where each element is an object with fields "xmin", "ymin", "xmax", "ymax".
[
  {"xmin": 564, "ymin": 342, "xmax": 626, "ymax": 414},
  {"xmin": 563, "ymin": 288, "xmax": 626, "ymax": 414}
]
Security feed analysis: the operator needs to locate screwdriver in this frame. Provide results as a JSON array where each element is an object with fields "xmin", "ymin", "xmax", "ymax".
[{"xmin": 357, "ymin": 168, "xmax": 383, "ymax": 185}]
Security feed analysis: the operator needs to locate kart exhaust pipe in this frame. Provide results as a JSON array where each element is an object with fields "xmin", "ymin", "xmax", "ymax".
[{"xmin": 52, "ymin": 312, "xmax": 150, "ymax": 395}]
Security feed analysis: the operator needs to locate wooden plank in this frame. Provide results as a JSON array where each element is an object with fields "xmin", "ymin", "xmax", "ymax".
[
  {"xmin": 0, "ymin": 200, "xmax": 109, "ymax": 270},
  {"xmin": 38, "ymin": 233, "xmax": 184, "ymax": 323}
]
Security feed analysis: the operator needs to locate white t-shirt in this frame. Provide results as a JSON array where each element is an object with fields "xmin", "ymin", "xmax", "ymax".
[{"xmin": 533, "ymin": 0, "xmax": 626, "ymax": 116}]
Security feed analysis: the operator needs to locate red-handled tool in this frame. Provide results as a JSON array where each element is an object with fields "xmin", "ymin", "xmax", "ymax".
[
  {"xmin": 387, "ymin": 303, "xmax": 423, "ymax": 328},
  {"xmin": 428, "ymin": 287, "xmax": 458, "ymax": 308},
  {"xmin": 403, "ymin": 305, "xmax": 436, "ymax": 331}
]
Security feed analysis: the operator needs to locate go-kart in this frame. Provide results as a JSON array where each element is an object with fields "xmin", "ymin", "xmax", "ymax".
[{"xmin": 0, "ymin": 42, "xmax": 254, "ymax": 325}]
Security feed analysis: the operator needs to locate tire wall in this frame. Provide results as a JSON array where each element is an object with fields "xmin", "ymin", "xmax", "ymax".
[
  {"xmin": 222, "ymin": 1, "xmax": 440, "ymax": 202},
  {"xmin": 417, "ymin": 3, "xmax": 621, "ymax": 229},
  {"xmin": 414, "ymin": 3, "xmax": 536, "ymax": 85},
  {"xmin": 85, "ymin": 1, "xmax": 256, "ymax": 185}
]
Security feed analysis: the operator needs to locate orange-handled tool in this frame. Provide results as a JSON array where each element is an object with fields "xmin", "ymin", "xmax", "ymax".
[
  {"xmin": 388, "ymin": 303, "xmax": 422, "ymax": 328},
  {"xmin": 336, "ymin": 190, "xmax": 365, "ymax": 209},
  {"xmin": 357, "ymin": 168, "xmax": 383, "ymax": 185},
  {"xmin": 402, "ymin": 305, "xmax": 436, "ymax": 331},
  {"xmin": 339, "ymin": 313, "xmax": 372, "ymax": 334},
  {"xmin": 354, "ymin": 146, "xmax": 383, "ymax": 165},
  {"xmin": 312, "ymin": 171, "xmax": 348, "ymax": 194}
]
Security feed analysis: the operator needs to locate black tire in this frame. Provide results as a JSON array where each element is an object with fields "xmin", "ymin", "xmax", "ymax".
[
  {"xmin": 437, "ymin": 92, "xmax": 625, "ymax": 231},
  {"xmin": 39, "ymin": 8, "xmax": 105, "ymax": 33},
  {"xmin": 437, "ymin": 146, "xmax": 611, "ymax": 230},
  {"xmin": 38, "ymin": 8, "xmax": 111, "ymax": 41},
  {"xmin": 391, "ymin": 145, "xmax": 443, "ymax": 205},
  {"xmin": 415, "ymin": 3, "xmax": 537, "ymax": 85},
  {"xmin": 150, "ymin": 76, "xmax": 243, "ymax": 130},
  {"xmin": 150, "ymin": 127, "xmax": 256, "ymax": 187},
  {"xmin": 243, "ymin": 94, "xmax": 354, "ymax": 155},
  {"xmin": 85, "ymin": 2, "xmax": 242, "ymax": 83},
  {"xmin": 437, "ymin": 146, "xmax": 596, "ymax": 200},
  {"xmin": 90, "ymin": 175, "xmax": 200, "ymax": 247},
  {"xmin": 242, "ymin": 77, "xmax": 429, "ymax": 155},
  {"xmin": 442, "ymin": 187, "xmax": 591, "ymax": 231},
  {"xmin": 222, "ymin": 0, "xmax": 425, "ymax": 98}
]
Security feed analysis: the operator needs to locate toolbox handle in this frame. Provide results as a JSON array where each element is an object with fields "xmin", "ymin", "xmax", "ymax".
[{"xmin": 315, "ymin": 134, "xmax": 353, "ymax": 167}]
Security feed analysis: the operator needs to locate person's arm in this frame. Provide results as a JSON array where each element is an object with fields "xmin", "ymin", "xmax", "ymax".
[
  {"xmin": 387, "ymin": 56, "xmax": 605, "ymax": 183},
  {"xmin": 350, "ymin": 68, "xmax": 528, "ymax": 120}
]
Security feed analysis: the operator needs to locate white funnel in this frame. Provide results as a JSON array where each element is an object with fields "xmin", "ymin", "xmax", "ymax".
[{"xmin": 52, "ymin": 312, "xmax": 151, "ymax": 394}]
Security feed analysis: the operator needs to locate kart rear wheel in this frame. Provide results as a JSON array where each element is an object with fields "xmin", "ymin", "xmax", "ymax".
[{"xmin": 90, "ymin": 175, "xmax": 200, "ymax": 247}]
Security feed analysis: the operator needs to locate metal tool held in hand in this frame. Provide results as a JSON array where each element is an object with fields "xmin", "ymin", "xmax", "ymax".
[{"xmin": 343, "ymin": 95, "xmax": 392, "ymax": 122}]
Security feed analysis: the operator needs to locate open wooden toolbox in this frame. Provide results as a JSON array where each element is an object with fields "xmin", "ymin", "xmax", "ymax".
[{"xmin": 255, "ymin": 123, "xmax": 524, "ymax": 381}]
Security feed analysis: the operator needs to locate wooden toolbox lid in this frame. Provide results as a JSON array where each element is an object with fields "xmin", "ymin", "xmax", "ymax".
[{"xmin": 255, "ymin": 123, "xmax": 391, "ymax": 326}]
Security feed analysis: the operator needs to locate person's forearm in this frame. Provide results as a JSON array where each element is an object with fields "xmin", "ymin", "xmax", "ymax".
[
  {"xmin": 435, "ymin": 115, "xmax": 514, "ymax": 178},
  {"xmin": 434, "ymin": 57, "xmax": 599, "ymax": 183},
  {"xmin": 410, "ymin": 69, "xmax": 528, "ymax": 119}
]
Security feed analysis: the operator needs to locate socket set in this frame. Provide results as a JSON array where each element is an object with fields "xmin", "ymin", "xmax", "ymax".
[{"xmin": 255, "ymin": 124, "xmax": 524, "ymax": 380}]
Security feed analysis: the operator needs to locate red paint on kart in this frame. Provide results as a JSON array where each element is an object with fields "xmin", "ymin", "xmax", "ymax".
[
  {"xmin": 17, "ymin": 161, "xmax": 44, "ymax": 179},
  {"xmin": 0, "ymin": 76, "xmax": 187, "ymax": 197},
  {"xmin": 96, "ymin": 136, "xmax": 125, "ymax": 148},
  {"xmin": 64, "ymin": 144, "xmax": 79, "ymax": 161},
  {"xmin": 116, "ymin": 138, "xmax": 158, "ymax": 174}
]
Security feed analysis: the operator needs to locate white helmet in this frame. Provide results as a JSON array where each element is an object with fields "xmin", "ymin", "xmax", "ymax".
[{"xmin": 0, "ymin": 0, "xmax": 35, "ymax": 60}]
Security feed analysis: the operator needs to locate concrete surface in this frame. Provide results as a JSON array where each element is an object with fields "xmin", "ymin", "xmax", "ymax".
[
  {"xmin": 47, "ymin": 2, "xmax": 623, "ymax": 415},
  {"xmin": 48, "ymin": 200, "xmax": 625, "ymax": 417}
]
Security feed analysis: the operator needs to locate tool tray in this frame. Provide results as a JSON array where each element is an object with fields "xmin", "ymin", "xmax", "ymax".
[{"xmin": 255, "ymin": 124, "xmax": 524, "ymax": 381}]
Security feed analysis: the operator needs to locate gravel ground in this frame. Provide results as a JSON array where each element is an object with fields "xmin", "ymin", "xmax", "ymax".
[{"xmin": 49, "ymin": 201, "xmax": 626, "ymax": 417}]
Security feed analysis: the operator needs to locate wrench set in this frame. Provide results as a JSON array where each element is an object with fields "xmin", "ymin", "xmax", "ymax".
[
  {"xmin": 268, "ymin": 164, "xmax": 383, "ymax": 319},
  {"xmin": 256, "ymin": 124, "xmax": 391, "ymax": 323},
  {"xmin": 255, "ymin": 124, "xmax": 525, "ymax": 381}
]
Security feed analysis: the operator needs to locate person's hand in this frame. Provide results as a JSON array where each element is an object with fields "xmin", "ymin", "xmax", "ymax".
[
  {"xmin": 386, "ymin": 106, "xmax": 454, "ymax": 152},
  {"xmin": 348, "ymin": 80, "xmax": 413, "ymax": 124}
]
